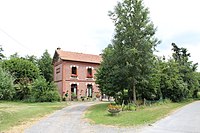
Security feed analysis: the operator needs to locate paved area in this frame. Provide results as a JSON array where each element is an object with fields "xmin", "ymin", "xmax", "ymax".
[
  {"xmin": 140, "ymin": 101, "xmax": 200, "ymax": 133},
  {"xmin": 25, "ymin": 102, "xmax": 139, "ymax": 133},
  {"xmin": 25, "ymin": 101, "xmax": 200, "ymax": 133}
]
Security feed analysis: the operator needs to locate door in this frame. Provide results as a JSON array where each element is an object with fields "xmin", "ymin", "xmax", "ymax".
[
  {"xmin": 71, "ymin": 84, "xmax": 77, "ymax": 99},
  {"xmin": 87, "ymin": 84, "xmax": 93, "ymax": 98}
]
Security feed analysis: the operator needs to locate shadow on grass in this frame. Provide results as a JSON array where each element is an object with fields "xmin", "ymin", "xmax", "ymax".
[{"xmin": 105, "ymin": 112, "xmax": 121, "ymax": 117}]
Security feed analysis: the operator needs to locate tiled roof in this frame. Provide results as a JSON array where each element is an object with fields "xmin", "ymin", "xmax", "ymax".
[{"xmin": 56, "ymin": 50, "xmax": 102, "ymax": 64}]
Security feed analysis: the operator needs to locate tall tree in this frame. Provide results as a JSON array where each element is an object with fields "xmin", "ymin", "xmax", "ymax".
[
  {"xmin": 96, "ymin": 45, "xmax": 128, "ymax": 103},
  {"xmin": 113, "ymin": 0, "xmax": 159, "ymax": 102},
  {"xmin": 38, "ymin": 50, "xmax": 53, "ymax": 82},
  {"xmin": 171, "ymin": 43, "xmax": 199, "ymax": 98},
  {"xmin": 96, "ymin": 0, "xmax": 159, "ymax": 103}
]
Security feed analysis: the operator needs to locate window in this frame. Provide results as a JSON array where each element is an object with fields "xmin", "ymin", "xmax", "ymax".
[
  {"xmin": 87, "ymin": 68, "xmax": 92, "ymax": 78},
  {"xmin": 56, "ymin": 68, "xmax": 60, "ymax": 74},
  {"xmin": 87, "ymin": 84, "xmax": 93, "ymax": 97},
  {"xmin": 71, "ymin": 66, "xmax": 77, "ymax": 77}
]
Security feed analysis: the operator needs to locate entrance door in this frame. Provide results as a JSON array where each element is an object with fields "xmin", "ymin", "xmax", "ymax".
[
  {"xmin": 87, "ymin": 84, "xmax": 93, "ymax": 98},
  {"xmin": 71, "ymin": 84, "xmax": 77, "ymax": 99}
]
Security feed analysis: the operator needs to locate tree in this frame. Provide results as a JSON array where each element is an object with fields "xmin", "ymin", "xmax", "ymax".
[
  {"xmin": 38, "ymin": 50, "xmax": 53, "ymax": 82},
  {"xmin": 1, "ymin": 58, "xmax": 40, "ymax": 83},
  {"xmin": 0, "ymin": 45, "xmax": 4, "ymax": 60},
  {"xmin": 96, "ymin": 0, "xmax": 159, "ymax": 103},
  {"xmin": 96, "ymin": 45, "xmax": 128, "ymax": 103},
  {"xmin": 25, "ymin": 55, "xmax": 38, "ymax": 66},
  {"xmin": 0, "ymin": 67, "xmax": 15, "ymax": 100},
  {"xmin": 10, "ymin": 52, "xmax": 20, "ymax": 59},
  {"xmin": 159, "ymin": 59, "xmax": 188, "ymax": 102},
  {"xmin": 171, "ymin": 43, "xmax": 199, "ymax": 98},
  {"xmin": 1, "ymin": 57, "xmax": 40, "ymax": 100}
]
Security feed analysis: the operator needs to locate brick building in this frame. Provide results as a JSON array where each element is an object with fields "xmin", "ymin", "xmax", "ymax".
[{"xmin": 53, "ymin": 48, "xmax": 102, "ymax": 100}]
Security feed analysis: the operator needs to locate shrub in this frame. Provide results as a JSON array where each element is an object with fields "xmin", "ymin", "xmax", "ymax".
[
  {"xmin": 163, "ymin": 99, "xmax": 172, "ymax": 104},
  {"xmin": 0, "ymin": 67, "xmax": 15, "ymax": 100},
  {"xmin": 198, "ymin": 92, "xmax": 200, "ymax": 98},
  {"xmin": 39, "ymin": 91, "xmax": 60, "ymax": 102},
  {"xmin": 13, "ymin": 79, "xmax": 32, "ymax": 100},
  {"xmin": 122, "ymin": 103, "xmax": 136, "ymax": 111},
  {"xmin": 31, "ymin": 77, "xmax": 61, "ymax": 102}
]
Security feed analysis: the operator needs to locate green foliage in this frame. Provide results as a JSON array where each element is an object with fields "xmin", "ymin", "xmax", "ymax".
[
  {"xmin": 9, "ymin": 52, "xmax": 20, "ymax": 59},
  {"xmin": 96, "ymin": 0, "xmax": 160, "ymax": 103},
  {"xmin": 31, "ymin": 77, "xmax": 60, "ymax": 102},
  {"xmin": 1, "ymin": 57, "xmax": 40, "ymax": 100},
  {"xmin": 38, "ymin": 50, "xmax": 53, "ymax": 82},
  {"xmin": 25, "ymin": 55, "xmax": 38, "ymax": 66},
  {"xmin": 0, "ymin": 67, "xmax": 15, "ymax": 100},
  {"xmin": 0, "ymin": 54, "xmax": 60, "ymax": 102},
  {"xmin": 122, "ymin": 103, "xmax": 136, "ymax": 111},
  {"xmin": 14, "ymin": 79, "xmax": 32, "ymax": 100},
  {"xmin": 0, "ymin": 45, "xmax": 5, "ymax": 60},
  {"xmin": 159, "ymin": 43, "xmax": 199, "ymax": 102},
  {"xmin": 1, "ymin": 57, "xmax": 40, "ymax": 84}
]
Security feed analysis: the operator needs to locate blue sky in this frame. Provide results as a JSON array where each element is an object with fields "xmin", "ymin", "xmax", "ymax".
[{"xmin": 0, "ymin": 0, "xmax": 200, "ymax": 70}]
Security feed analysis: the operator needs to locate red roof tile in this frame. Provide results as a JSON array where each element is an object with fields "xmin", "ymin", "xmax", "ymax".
[{"xmin": 56, "ymin": 50, "xmax": 102, "ymax": 64}]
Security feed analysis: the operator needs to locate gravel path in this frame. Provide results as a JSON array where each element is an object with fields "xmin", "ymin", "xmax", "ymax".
[
  {"xmin": 25, "ymin": 102, "xmax": 139, "ymax": 133},
  {"xmin": 140, "ymin": 101, "xmax": 200, "ymax": 133},
  {"xmin": 25, "ymin": 101, "xmax": 200, "ymax": 133}
]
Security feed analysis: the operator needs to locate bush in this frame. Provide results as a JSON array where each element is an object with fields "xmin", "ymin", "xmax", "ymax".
[
  {"xmin": 13, "ymin": 79, "xmax": 32, "ymax": 100},
  {"xmin": 198, "ymin": 92, "xmax": 200, "ymax": 98},
  {"xmin": 122, "ymin": 103, "xmax": 136, "ymax": 111},
  {"xmin": 38, "ymin": 91, "xmax": 60, "ymax": 102},
  {"xmin": 0, "ymin": 67, "xmax": 15, "ymax": 100},
  {"xmin": 31, "ymin": 77, "xmax": 61, "ymax": 102}
]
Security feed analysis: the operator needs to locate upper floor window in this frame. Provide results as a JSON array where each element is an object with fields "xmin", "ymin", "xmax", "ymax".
[
  {"xmin": 71, "ymin": 66, "xmax": 77, "ymax": 77},
  {"xmin": 87, "ymin": 68, "xmax": 93, "ymax": 78},
  {"xmin": 56, "ymin": 68, "xmax": 60, "ymax": 74}
]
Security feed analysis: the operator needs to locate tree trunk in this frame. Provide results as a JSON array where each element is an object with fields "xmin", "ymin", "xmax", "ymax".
[{"xmin": 133, "ymin": 80, "xmax": 136, "ymax": 104}]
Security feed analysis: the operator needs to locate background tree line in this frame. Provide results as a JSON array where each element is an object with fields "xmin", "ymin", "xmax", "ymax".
[
  {"xmin": 96, "ymin": 0, "xmax": 200, "ymax": 104},
  {"xmin": 0, "ymin": 47, "xmax": 60, "ymax": 102}
]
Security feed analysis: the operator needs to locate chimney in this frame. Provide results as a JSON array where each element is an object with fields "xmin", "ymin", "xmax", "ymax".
[{"xmin": 57, "ymin": 47, "xmax": 61, "ymax": 50}]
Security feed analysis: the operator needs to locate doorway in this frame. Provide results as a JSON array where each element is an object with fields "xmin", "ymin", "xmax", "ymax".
[
  {"xmin": 71, "ymin": 84, "xmax": 77, "ymax": 99},
  {"xmin": 87, "ymin": 84, "xmax": 93, "ymax": 98}
]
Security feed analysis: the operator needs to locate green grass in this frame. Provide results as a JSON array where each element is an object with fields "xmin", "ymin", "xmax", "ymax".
[
  {"xmin": 85, "ymin": 101, "xmax": 192, "ymax": 127},
  {"xmin": 0, "ymin": 101, "xmax": 68, "ymax": 132}
]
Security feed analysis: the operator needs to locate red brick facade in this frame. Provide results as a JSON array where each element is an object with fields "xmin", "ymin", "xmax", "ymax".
[{"xmin": 53, "ymin": 48, "xmax": 101, "ymax": 100}]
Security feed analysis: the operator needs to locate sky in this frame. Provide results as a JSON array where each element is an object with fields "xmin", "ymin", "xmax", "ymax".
[{"xmin": 0, "ymin": 0, "xmax": 200, "ymax": 70}]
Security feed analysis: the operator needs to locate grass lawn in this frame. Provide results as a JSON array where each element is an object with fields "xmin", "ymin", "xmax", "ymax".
[
  {"xmin": 85, "ymin": 101, "xmax": 192, "ymax": 127},
  {"xmin": 0, "ymin": 101, "xmax": 68, "ymax": 132}
]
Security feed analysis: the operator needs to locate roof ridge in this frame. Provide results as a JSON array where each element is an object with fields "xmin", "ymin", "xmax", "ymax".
[
  {"xmin": 55, "ymin": 49, "xmax": 102, "ymax": 64},
  {"xmin": 57, "ymin": 49, "xmax": 100, "ymax": 56}
]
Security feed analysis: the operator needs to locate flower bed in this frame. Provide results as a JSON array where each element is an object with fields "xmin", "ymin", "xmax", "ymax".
[{"xmin": 107, "ymin": 104, "xmax": 122, "ymax": 115}]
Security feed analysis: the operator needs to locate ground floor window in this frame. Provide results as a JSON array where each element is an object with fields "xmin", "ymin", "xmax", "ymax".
[{"xmin": 87, "ymin": 84, "xmax": 93, "ymax": 97}]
